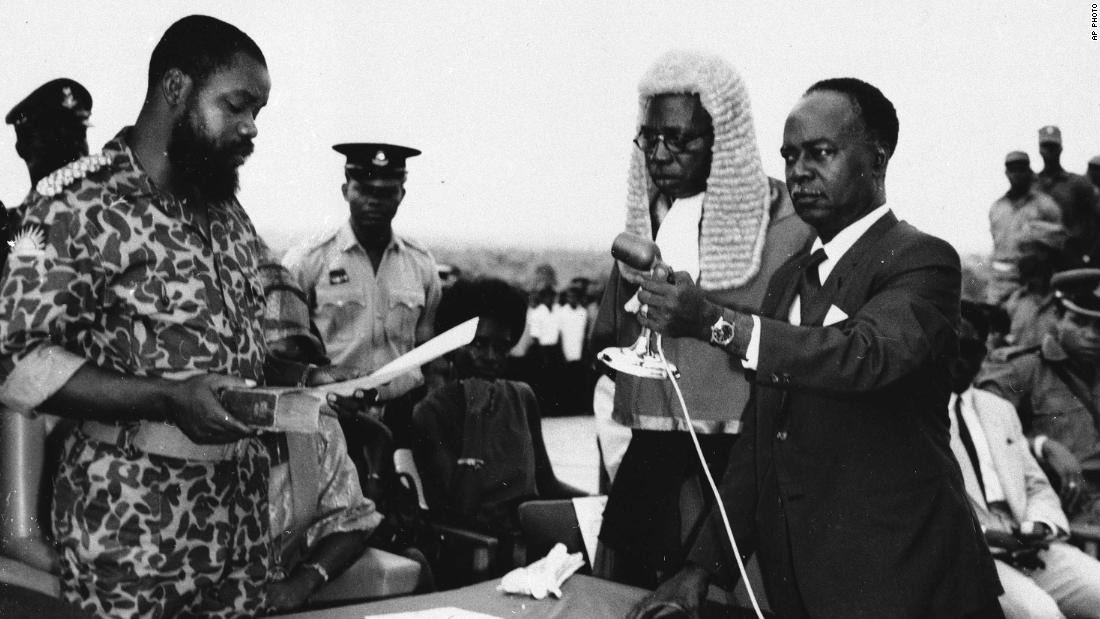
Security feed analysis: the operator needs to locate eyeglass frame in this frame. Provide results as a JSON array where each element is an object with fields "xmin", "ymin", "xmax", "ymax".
[{"xmin": 633, "ymin": 128, "xmax": 714, "ymax": 155}]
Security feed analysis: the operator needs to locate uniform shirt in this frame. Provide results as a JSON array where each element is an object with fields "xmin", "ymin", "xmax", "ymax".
[
  {"xmin": 1003, "ymin": 288, "xmax": 1058, "ymax": 347},
  {"xmin": 268, "ymin": 413, "xmax": 383, "ymax": 576},
  {"xmin": 988, "ymin": 187, "xmax": 1062, "ymax": 263},
  {"xmin": 1038, "ymin": 169, "xmax": 1099, "ymax": 237},
  {"xmin": 0, "ymin": 128, "xmax": 268, "ymax": 412},
  {"xmin": 977, "ymin": 335, "xmax": 1100, "ymax": 472},
  {"xmin": 283, "ymin": 222, "xmax": 441, "ymax": 400}
]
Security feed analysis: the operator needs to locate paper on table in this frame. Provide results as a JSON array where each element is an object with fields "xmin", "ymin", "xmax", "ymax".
[
  {"xmin": 572, "ymin": 495, "xmax": 607, "ymax": 566},
  {"xmin": 364, "ymin": 609, "xmax": 501, "ymax": 619},
  {"xmin": 316, "ymin": 318, "xmax": 479, "ymax": 398}
]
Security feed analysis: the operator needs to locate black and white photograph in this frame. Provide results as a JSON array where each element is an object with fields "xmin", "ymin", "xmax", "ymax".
[{"xmin": 0, "ymin": 2, "xmax": 1098, "ymax": 617}]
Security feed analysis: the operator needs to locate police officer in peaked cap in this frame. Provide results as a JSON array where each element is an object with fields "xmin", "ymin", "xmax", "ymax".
[{"xmin": 6, "ymin": 78, "xmax": 92, "ymax": 187}]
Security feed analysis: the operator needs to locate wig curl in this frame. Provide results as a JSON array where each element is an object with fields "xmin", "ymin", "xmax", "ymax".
[{"xmin": 625, "ymin": 50, "xmax": 770, "ymax": 290}]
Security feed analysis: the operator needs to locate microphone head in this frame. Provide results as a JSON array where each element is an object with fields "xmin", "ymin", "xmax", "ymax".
[{"xmin": 611, "ymin": 232, "xmax": 658, "ymax": 271}]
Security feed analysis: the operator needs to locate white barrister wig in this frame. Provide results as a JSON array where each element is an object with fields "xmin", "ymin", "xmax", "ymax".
[{"xmin": 625, "ymin": 50, "xmax": 770, "ymax": 290}]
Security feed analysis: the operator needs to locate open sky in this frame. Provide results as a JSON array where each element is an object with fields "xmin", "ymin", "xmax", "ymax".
[{"xmin": 1, "ymin": 1, "xmax": 1097, "ymax": 256}]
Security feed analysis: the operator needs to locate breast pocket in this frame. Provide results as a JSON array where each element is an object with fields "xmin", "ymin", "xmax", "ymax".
[
  {"xmin": 109, "ymin": 274, "xmax": 203, "ymax": 326},
  {"xmin": 385, "ymin": 289, "xmax": 424, "ymax": 346},
  {"xmin": 314, "ymin": 284, "xmax": 365, "ymax": 346},
  {"xmin": 107, "ymin": 270, "xmax": 213, "ymax": 368}
]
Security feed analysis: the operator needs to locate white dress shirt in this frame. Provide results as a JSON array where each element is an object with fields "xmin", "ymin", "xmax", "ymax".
[
  {"xmin": 743, "ymin": 204, "xmax": 892, "ymax": 369},
  {"xmin": 654, "ymin": 192, "xmax": 703, "ymax": 280},
  {"xmin": 625, "ymin": 193, "xmax": 703, "ymax": 314}
]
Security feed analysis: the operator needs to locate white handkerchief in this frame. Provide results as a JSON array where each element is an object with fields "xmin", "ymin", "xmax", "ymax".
[{"xmin": 823, "ymin": 305, "xmax": 849, "ymax": 326}]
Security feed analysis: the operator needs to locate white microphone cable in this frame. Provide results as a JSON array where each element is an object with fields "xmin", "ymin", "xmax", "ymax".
[{"xmin": 655, "ymin": 335, "xmax": 764, "ymax": 619}]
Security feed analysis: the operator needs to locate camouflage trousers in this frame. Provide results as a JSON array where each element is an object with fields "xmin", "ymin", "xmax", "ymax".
[{"xmin": 52, "ymin": 430, "xmax": 271, "ymax": 618}]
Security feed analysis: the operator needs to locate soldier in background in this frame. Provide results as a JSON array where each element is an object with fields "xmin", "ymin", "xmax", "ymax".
[
  {"xmin": 978, "ymin": 268, "xmax": 1100, "ymax": 527},
  {"xmin": 2, "ymin": 78, "xmax": 91, "ymax": 266},
  {"xmin": 283, "ymin": 143, "xmax": 442, "ymax": 447},
  {"xmin": 986, "ymin": 150, "xmax": 1061, "ymax": 306},
  {"xmin": 0, "ymin": 78, "xmax": 92, "ymax": 575},
  {"xmin": 1036, "ymin": 126, "xmax": 1100, "ymax": 268},
  {"xmin": 5, "ymin": 78, "xmax": 91, "ymax": 187},
  {"xmin": 1087, "ymin": 155, "xmax": 1100, "ymax": 193},
  {"xmin": 1001, "ymin": 222, "xmax": 1066, "ymax": 348}
]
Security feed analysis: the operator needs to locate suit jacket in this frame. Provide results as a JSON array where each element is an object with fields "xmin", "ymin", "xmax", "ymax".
[
  {"xmin": 952, "ymin": 388, "xmax": 1068, "ymax": 535},
  {"xmin": 690, "ymin": 212, "xmax": 1001, "ymax": 618}
]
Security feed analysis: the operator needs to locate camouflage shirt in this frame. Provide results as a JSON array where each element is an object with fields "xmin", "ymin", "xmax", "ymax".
[{"xmin": 0, "ymin": 128, "xmax": 268, "ymax": 411}]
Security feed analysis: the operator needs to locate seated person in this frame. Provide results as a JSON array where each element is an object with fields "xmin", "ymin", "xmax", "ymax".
[
  {"xmin": 412, "ymin": 279, "xmax": 585, "ymax": 554},
  {"xmin": 259, "ymin": 254, "xmax": 433, "ymax": 613},
  {"xmin": 1001, "ymin": 223, "xmax": 1065, "ymax": 348},
  {"xmin": 978, "ymin": 269, "xmax": 1100, "ymax": 526},
  {"xmin": 263, "ymin": 410, "xmax": 383, "ymax": 613},
  {"xmin": 955, "ymin": 300, "xmax": 1100, "ymax": 618}
]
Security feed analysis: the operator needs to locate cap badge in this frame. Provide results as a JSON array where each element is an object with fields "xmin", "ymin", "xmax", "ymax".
[
  {"xmin": 9, "ymin": 223, "xmax": 47, "ymax": 258},
  {"xmin": 328, "ymin": 268, "xmax": 350, "ymax": 285},
  {"xmin": 61, "ymin": 87, "xmax": 77, "ymax": 110},
  {"xmin": 372, "ymin": 150, "xmax": 389, "ymax": 167}
]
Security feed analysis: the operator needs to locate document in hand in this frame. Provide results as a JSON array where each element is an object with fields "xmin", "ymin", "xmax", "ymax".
[
  {"xmin": 219, "ymin": 318, "xmax": 480, "ymax": 432},
  {"xmin": 321, "ymin": 317, "xmax": 480, "ymax": 396}
]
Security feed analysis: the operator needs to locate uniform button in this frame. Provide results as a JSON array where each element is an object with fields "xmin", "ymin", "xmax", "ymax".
[
  {"xmin": 770, "ymin": 373, "xmax": 781, "ymax": 384},
  {"xmin": 776, "ymin": 430, "xmax": 788, "ymax": 441}
]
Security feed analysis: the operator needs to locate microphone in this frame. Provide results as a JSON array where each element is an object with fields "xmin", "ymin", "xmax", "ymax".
[
  {"xmin": 611, "ymin": 232, "xmax": 675, "ymax": 283},
  {"xmin": 611, "ymin": 232, "xmax": 658, "ymax": 271}
]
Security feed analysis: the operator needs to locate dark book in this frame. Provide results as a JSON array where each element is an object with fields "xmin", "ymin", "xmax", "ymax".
[{"xmin": 219, "ymin": 387, "xmax": 323, "ymax": 433}]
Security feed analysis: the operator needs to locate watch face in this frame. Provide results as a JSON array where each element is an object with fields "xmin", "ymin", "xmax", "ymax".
[{"xmin": 712, "ymin": 319, "xmax": 734, "ymax": 345}]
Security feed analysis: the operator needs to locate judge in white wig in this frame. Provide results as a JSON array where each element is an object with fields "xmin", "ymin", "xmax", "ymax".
[{"xmin": 592, "ymin": 50, "xmax": 812, "ymax": 588}]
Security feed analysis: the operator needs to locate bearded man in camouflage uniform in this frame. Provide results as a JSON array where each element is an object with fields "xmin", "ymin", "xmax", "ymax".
[{"xmin": 0, "ymin": 16, "xmax": 300, "ymax": 618}]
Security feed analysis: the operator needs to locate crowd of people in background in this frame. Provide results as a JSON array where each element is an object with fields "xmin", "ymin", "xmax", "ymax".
[{"xmin": 505, "ymin": 273, "xmax": 603, "ymax": 417}]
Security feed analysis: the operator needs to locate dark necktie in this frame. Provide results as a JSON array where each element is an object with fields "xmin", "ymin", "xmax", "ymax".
[
  {"xmin": 954, "ymin": 397, "xmax": 988, "ymax": 503},
  {"xmin": 798, "ymin": 248, "xmax": 828, "ymax": 326}
]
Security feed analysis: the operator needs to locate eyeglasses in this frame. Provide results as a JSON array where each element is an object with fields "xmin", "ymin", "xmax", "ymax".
[{"xmin": 633, "ymin": 129, "xmax": 713, "ymax": 155}]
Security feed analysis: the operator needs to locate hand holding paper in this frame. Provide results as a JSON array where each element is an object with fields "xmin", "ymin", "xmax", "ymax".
[
  {"xmin": 218, "ymin": 318, "xmax": 480, "ymax": 433},
  {"xmin": 317, "ymin": 317, "xmax": 479, "ymax": 397}
]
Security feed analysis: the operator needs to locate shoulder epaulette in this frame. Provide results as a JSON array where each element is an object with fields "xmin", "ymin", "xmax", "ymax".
[
  {"xmin": 400, "ymin": 235, "xmax": 432, "ymax": 256},
  {"xmin": 307, "ymin": 226, "xmax": 342, "ymax": 250},
  {"xmin": 35, "ymin": 152, "xmax": 113, "ymax": 198},
  {"xmin": 989, "ymin": 344, "xmax": 1041, "ymax": 363}
]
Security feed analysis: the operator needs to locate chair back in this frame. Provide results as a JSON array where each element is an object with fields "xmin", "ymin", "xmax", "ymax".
[{"xmin": 517, "ymin": 499, "xmax": 589, "ymax": 569}]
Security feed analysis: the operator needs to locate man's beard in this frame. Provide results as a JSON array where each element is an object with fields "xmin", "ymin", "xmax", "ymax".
[{"xmin": 168, "ymin": 108, "xmax": 252, "ymax": 203}]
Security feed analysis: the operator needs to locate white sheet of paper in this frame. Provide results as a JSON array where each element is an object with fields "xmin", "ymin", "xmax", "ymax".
[
  {"xmin": 316, "ymin": 317, "xmax": 479, "ymax": 397},
  {"xmin": 823, "ymin": 304, "xmax": 849, "ymax": 326},
  {"xmin": 364, "ymin": 608, "xmax": 501, "ymax": 619},
  {"xmin": 572, "ymin": 495, "xmax": 607, "ymax": 566}
]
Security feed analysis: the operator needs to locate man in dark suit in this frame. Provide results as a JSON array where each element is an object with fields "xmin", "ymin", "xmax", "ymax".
[{"xmin": 627, "ymin": 78, "xmax": 1003, "ymax": 618}]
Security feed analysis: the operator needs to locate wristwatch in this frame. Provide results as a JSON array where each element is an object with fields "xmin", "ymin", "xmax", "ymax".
[{"xmin": 709, "ymin": 314, "xmax": 736, "ymax": 347}]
